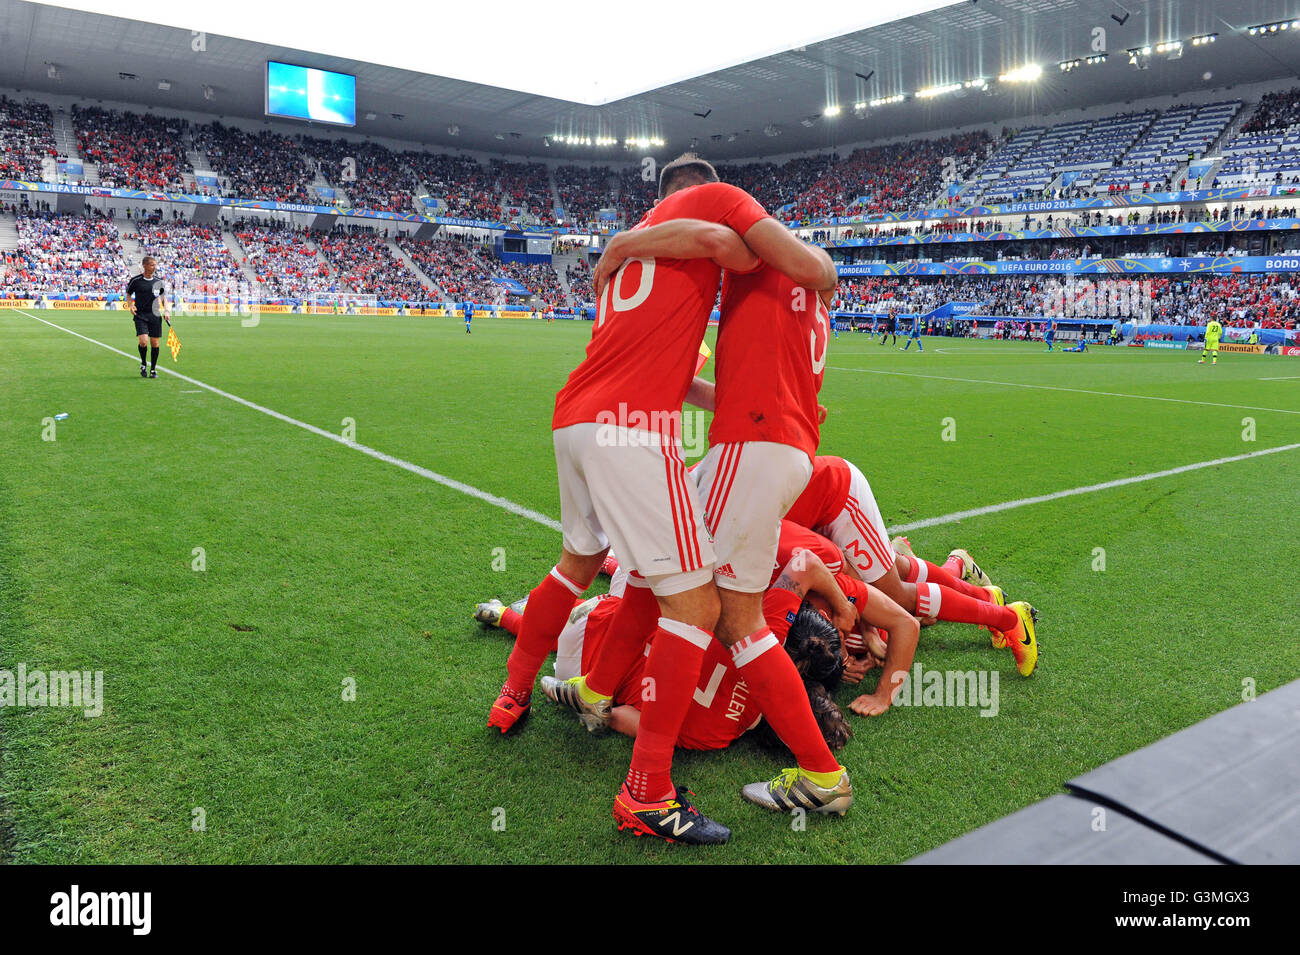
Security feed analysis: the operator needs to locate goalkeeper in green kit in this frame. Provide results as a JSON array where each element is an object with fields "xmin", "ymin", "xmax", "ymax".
[{"xmin": 1198, "ymin": 318, "xmax": 1222, "ymax": 365}]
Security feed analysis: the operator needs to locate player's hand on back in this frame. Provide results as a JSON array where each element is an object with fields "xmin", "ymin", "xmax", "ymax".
[
  {"xmin": 592, "ymin": 240, "xmax": 627, "ymax": 298},
  {"xmin": 830, "ymin": 600, "xmax": 858, "ymax": 635}
]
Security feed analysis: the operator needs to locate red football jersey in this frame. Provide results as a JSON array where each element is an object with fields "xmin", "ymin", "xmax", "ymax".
[
  {"xmin": 712, "ymin": 269, "xmax": 830, "ymax": 458},
  {"xmin": 770, "ymin": 519, "xmax": 843, "ymax": 585},
  {"xmin": 784, "ymin": 455, "xmax": 851, "ymax": 530},
  {"xmin": 578, "ymin": 597, "xmax": 649, "ymax": 706},
  {"xmin": 677, "ymin": 589, "xmax": 801, "ymax": 750},
  {"xmin": 552, "ymin": 182, "xmax": 768, "ymax": 438}
]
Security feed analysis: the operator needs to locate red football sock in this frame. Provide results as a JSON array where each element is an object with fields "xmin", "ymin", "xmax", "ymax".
[
  {"xmin": 915, "ymin": 582, "xmax": 1016, "ymax": 632},
  {"xmin": 586, "ymin": 581, "xmax": 659, "ymax": 697},
  {"xmin": 627, "ymin": 618, "xmax": 711, "ymax": 802},
  {"xmin": 503, "ymin": 567, "xmax": 589, "ymax": 699},
  {"xmin": 500, "ymin": 607, "xmax": 524, "ymax": 637},
  {"xmin": 941, "ymin": 553, "xmax": 964, "ymax": 578},
  {"xmin": 920, "ymin": 559, "xmax": 989, "ymax": 599},
  {"xmin": 730, "ymin": 628, "xmax": 839, "ymax": 774},
  {"xmin": 600, "ymin": 553, "xmax": 620, "ymax": 576}
]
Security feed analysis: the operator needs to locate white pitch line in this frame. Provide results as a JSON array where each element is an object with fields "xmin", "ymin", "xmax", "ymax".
[
  {"xmin": 888, "ymin": 442, "xmax": 1300, "ymax": 534},
  {"xmin": 15, "ymin": 309, "xmax": 562, "ymax": 532},
  {"xmin": 1260, "ymin": 375, "xmax": 1300, "ymax": 381},
  {"xmin": 828, "ymin": 364, "xmax": 1300, "ymax": 416},
  {"xmin": 17, "ymin": 309, "xmax": 1297, "ymax": 540}
]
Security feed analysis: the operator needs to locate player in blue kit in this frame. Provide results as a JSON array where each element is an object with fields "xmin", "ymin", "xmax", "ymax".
[{"xmin": 902, "ymin": 317, "xmax": 923, "ymax": 351}]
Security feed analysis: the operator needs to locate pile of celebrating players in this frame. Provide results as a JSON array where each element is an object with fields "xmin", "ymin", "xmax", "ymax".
[{"xmin": 472, "ymin": 157, "xmax": 1041, "ymax": 845}]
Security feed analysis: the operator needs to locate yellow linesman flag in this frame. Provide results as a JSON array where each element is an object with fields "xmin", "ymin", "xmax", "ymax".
[
  {"xmin": 166, "ymin": 324, "xmax": 181, "ymax": 361},
  {"xmin": 694, "ymin": 339, "xmax": 712, "ymax": 375}
]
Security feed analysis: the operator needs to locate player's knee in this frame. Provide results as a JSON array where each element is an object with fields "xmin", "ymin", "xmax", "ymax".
[
  {"xmin": 557, "ymin": 548, "xmax": 605, "ymax": 590},
  {"xmin": 656, "ymin": 581, "xmax": 720, "ymax": 632}
]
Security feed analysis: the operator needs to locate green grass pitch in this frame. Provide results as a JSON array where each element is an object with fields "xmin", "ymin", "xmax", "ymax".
[{"xmin": 1, "ymin": 307, "xmax": 1297, "ymax": 864}]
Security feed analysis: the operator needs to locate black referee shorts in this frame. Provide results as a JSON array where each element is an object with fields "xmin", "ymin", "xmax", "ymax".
[{"xmin": 133, "ymin": 313, "xmax": 162, "ymax": 338}]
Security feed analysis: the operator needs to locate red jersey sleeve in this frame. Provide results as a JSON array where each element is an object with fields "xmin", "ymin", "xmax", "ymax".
[
  {"xmin": 834, "ymin": 572, "xmax": 871, "ymax": 612},
  {"xmin": 762, "ymin": 588, "xmax": 804, "ymax": 643},
  {"xmin": 771, "ymin": 519, "xmax": 843, "ymax": 585}
]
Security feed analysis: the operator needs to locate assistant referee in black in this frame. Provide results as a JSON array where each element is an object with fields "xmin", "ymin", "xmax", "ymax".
[{"xmin": 126, "ymin": 256, "xmax": 166, "ymax": 378}]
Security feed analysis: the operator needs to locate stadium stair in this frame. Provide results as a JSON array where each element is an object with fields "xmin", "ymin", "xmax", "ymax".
[
  {"xmin": 550, "ymin": 248, "xmax": 584, "ymax": 308},
  {"xmin": 387, "ymin": 238, "xmax": 444, "ymax": 297},
  {"xmin": 115, "ymin": 219, "xmax": 144, "ymax": 270},
  {"xmin": 308, "ymin": 236, "xmax": 336, "ymax": 281},
  {"xmin": 113, "ymin": 223, "xmax": 145, "ymax": 277},
  {"xmin": 0, "ymin": 212, "xmax": 19, "ymax": 254},
  {"xmin": 50, "ymin": 109, "xmax": 97, "ymax": 184},
  {"xmin": 1186, "ymin": 106, "xmax": 1253, "ymax": 187},
  {"xmin": 186, "ymin": 142, "xmax": 217, "ymax": 192},
  {"xmin": 222, "ymin": 230, "xmax": 267, "ymax": 292},
  {"xmin": 548, "ymin": 168, "xmax": 563, "ymax": 214}
]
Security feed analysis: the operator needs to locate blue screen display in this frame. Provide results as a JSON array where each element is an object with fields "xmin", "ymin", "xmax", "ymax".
[{"xmin": 266, "ymin": 62, "xmax": 356, "ymax": 127}]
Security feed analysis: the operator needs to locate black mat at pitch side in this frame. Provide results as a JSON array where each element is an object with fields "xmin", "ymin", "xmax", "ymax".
[
  {"xmin": 906, "ymin": 794, "xmax": 1218, "ymax": 865},
  {"xmin": 909, "ymin": 679, "xmax": 1300, "ymax": 864},
  {"xmin": 1065, "ymin": 678, "xmax": 1300, "ymax": 865}
]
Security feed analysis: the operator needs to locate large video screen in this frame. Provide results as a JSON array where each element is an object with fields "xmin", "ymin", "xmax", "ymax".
[{"xmin": 266, "ymin": 61, "xmax": 356, "ymax": 127}]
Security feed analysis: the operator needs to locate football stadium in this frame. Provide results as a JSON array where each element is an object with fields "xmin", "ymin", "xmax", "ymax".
[{"xmin": 1, "ymin": 0, "xmax": 1298, "ymax": 901}]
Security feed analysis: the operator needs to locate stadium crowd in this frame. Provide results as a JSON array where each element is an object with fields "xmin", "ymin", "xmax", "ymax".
[
  {"xmin": 397, "ymin": 233, "xmax": 500, "ymax": 302},
  {"xmin": 493, "ymin": 258, "xmax": 566, "ymax": 306},
  {"xmin": 304, "ymin": 136, "xmax": 415, "ymax": 213},
  {"xmin": 564, "ymin": 258, "xmax": 596, "ymax": 305},
  {"xmin": 74, "ymin": 106, "xmax": 189, "ymax": 190},
  {"xmin": 405, "ymin": 152, "xmax": 499, "ymax": 220},
  {"xmin": 0, "ymin": 97, "xmax": 55, "ymax": 181},
  {"xmin": 194, "ymin": 123, "xmax": 315, "ymax": 204},
  {"xmin": 492, "ymin": 159, "xmax": 550, "ymax": 221},
  {"xmin": 1239, "ymin": 87, "xmax": 1300, "ymax": 134},
  {"xmin": 232, "ymin": 223, "xmax": 331, "ymax": 299},
  {"xmin": 714, "ymin": 155, "xmax": 839, "ymax": 217},
  {"xmin": 554, "ymin": 165, "xmax": 615, "ymax": 225},
  {"xmin": 1, "ymin": 211, "xmax": 123, "ymax": 296},
  {"xmin": 315, "ymin": 230, "xmax": 426, "ymax": 300},
  {"xmin": 1150, "ymin": 274, "xmax": 1300, "ymax": 328},
  {"xmin": 133, "ymin": 218, "xmax": 245, "ymax": 293},
  {"xmin": 785, "ymin": 132, "xmax": 991, "ymax": 221}
]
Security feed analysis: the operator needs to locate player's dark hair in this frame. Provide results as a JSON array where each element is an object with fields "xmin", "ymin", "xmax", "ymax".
[
  {"xmin": 142, "ymin": 256, "xmax": 155, "ymax": 265},
  {"xmin": 755, "ymin": 602, "xmax": 852, "ymax": 751},
  {"xmin": 658, "ymin": 153, "xmax": 719, "ymax": 199},
  {"xmin": 785, "ymin": 603, "xmax": 845, "ymax": 692}
]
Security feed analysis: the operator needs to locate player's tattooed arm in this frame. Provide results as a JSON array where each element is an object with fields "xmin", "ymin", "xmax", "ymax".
[
  {"xmin": 773, "ymin": 550, "xmax": 857, "ymax": 632},
  {"xmin": 685, "ymin": 376, "xmax": 715, "ymax": 411},
  {"xmin": 593, "ymin": 219, "xmax": 757, "ymax": 294},
  {"xmin": 740, "ymin": 218, "xmax": 838, "ymax": 291}
]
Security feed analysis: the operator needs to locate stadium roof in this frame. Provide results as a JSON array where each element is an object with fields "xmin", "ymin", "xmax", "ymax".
[
  {"xmin": 33, "ymin": 1, "xmax": 968, "ymax": 106},
  {"xmin": 4, "ymin": 0, "xmax": 1300, "ymax": 161}
]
